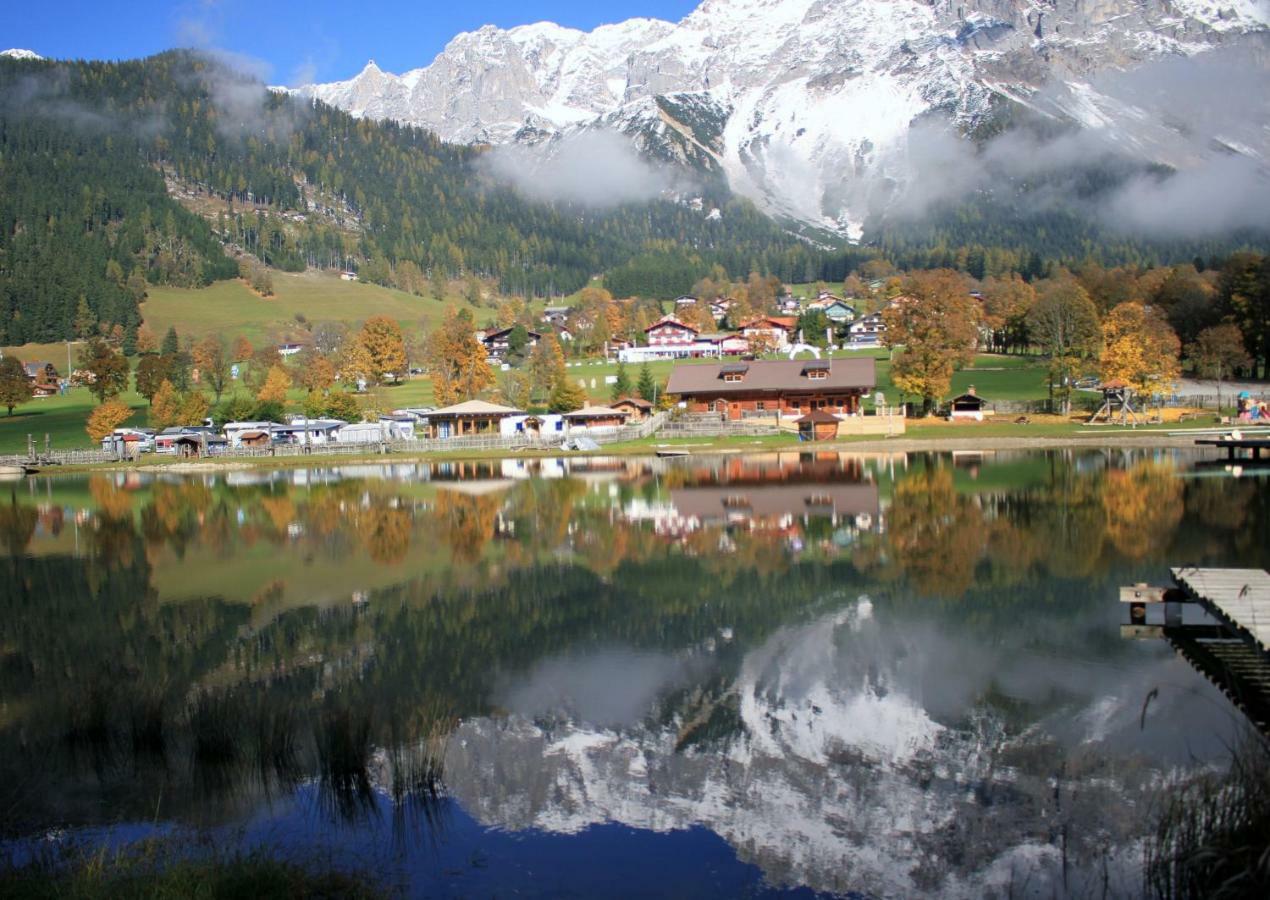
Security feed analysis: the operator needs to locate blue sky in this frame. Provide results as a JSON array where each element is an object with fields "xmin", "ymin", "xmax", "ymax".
[{"xmin": 6, "ymin": 0, "xmax": 700, "ymax": 85}]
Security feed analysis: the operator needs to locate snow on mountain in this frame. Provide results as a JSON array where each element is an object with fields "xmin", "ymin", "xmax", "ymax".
[
  {"xmin": 289, "ymin": 1, "xmax": 1270, "ymax": 237},
  {"xmin": 439, "ymin": 598, "xmax": 1234, "ymax": 896},
  {"xmin": 1, "ymin": 49, "xmax": 44, "ymax": 60}
]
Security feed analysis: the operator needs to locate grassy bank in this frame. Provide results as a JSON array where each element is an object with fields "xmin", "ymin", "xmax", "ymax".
[{"xmin": 1, "ymin": 840, "xmax": 385, "ymax": 900}]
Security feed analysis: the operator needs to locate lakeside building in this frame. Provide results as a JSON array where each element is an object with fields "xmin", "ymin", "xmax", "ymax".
[{"xmin": 666, "ymin": 357, "xmax": 876, "ymax": 419}]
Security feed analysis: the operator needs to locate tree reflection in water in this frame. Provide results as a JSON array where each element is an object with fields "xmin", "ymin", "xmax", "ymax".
[{"xmin": 0, "ymin": 450, "xmax": 1266, "ymax": 895}]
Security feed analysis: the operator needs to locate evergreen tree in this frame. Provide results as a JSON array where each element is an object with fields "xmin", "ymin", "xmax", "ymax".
[
  {"xmin": 161, "ymin": 327, "xmax": 180, "ymax": 356},
  {"xmin": 637, "ymin": 363, "xmax": 657, "ymax": 403},
  {"xmin": 611, "ymin": 361, "xmax": 632, "ymax": 402}
]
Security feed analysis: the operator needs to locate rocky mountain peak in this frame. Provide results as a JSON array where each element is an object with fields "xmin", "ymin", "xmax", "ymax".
[{"xmin": 288, "ymin": 0, "xmax": 1270, "ymax": 236}]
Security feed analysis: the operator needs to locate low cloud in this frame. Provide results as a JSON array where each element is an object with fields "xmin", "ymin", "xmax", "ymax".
[
  {"xmin": 887, "ymin": 45, "xmax": 1270, "ymax": 238},
  {"xmin": 480, "ymin": 129, "xmax": 675, "ymax": 207}
]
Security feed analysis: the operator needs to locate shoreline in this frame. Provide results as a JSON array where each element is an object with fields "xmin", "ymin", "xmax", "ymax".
[{"xmin": 17, "ymin": 430, "xmax": 1230, "ymax": 477}]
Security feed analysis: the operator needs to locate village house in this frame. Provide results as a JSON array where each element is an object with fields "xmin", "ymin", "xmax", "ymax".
[
  {"xmin": 709, "ymin": 298, "xmax": 734, "ymax": 321},
  {"xmin": 809, "ymin": 295, "xmax": 857, "ymax": 323},
  {"xmin": 666, "ymin": 357, "xmax": 875, "ymax": 419},
  {"xmin": 777, "ymin": 295, "xmax": 803, "ymax": 316},
  {"xmin": 739, "ymin": 316, "xmax": 797, "ymax": 351},
  {"xmin": 848, "ymin": 313, "xmax": 887, "ymax": 347},
  {"xmin": 23, "ymin": 361, "xmax": 59, "ymax": 384},
  {"xmin": 541, "ymin": 306, "xmax": 572, "ymax": 327},
  {"xmin": 612, "ymin": 396, "xmax": 653, "ymax": 421},
  {"xmin": 562, "ymin": 406, "xmax": 630, "ymax": 430},
  {"xmin": 481, "ymin": 326, "xmax": 542, "ymax": 361},
  {"xmin": 340, "ymin": 270, "xmax": 358, "ymax": 281},
  {"xmin": 673, "ymin": 295, "xmax": 699, "ymax": 308},
  {"xmin": 426, "ymin": 400, "xmax": 524, "ymax": 438},
  {"xmin": 645, "ymin": 314, "xmax": 699, "ymax": 348},
  {"xmin": 278, "ymin": 342, "xmax": 305, "ymax": 357}
]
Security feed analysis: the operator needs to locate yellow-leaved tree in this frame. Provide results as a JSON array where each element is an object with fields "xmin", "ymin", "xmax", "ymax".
[
  {"xmin": 357, "ymin": 315, "xmax": 408, "ymax": 384},
  {"xmin": 257, "ymin": 365, "xmax": 292, "ymax": 405},
  {"xmin": 86, "ymin": 398, "xmax": 133, "ymax": 441},
  {"xmin": 1099, "ymin": 302, "xmax": 1181, "ymax": 398},
  {"xmin": 426, "ymin": 308, "xmax": 494, "ymax": 406},
  {"xmin": 882, "ymin": 269, "xmax": 980, "ymax": 415},
  {"xmin": 149, "ymin": 380, "xmax": 182, "ymax": 428}
]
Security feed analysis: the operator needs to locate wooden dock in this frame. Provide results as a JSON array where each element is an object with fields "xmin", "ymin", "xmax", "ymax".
[
  {"xmin": 1195, "ymin": 436, "xmax": 1270, "ymax": 460},
  {"xmin": 1172, "ymin": 567, "xmax": 1270, "ymax": 653},
  {"xmin": 1121, "ymin": 568, "xmax": 1270, "ymax": 732}
]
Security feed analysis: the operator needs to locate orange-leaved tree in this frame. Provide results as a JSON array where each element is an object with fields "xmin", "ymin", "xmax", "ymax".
[{"xmin": 86, "ymin": 398, "xmax": 133, "ymax": 441}]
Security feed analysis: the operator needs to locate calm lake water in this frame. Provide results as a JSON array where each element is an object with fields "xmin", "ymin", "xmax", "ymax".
[{"xmin": 2, "ymin": 449, "xmax": 1268, "ymax": 897}]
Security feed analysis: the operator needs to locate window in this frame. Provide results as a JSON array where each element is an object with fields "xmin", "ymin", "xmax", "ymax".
[
  {"xmin": 756, "ymin": 401, "xmax": 765, "ymax": 411},
  {"xmin": 724, "ymin": 372, "xmax": 744, "ymax": 383},
  {"xmin": 807, "ymin": 369, "xmax": 827, "ymax": 380}
]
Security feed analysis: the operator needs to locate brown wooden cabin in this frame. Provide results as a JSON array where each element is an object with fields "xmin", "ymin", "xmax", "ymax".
[
  {"xmin": 666, "ymin": 358, "xmax": 875, "ymax": 420},
  {"xmin": 794, "ymin": 409, "xmax": 842, "ymax": 441}
]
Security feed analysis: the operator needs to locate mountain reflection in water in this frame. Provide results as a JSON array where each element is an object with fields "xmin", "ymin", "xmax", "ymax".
[{"xmin": 1, "ymin": 449, "xmax": 1267, "ymax": 897}]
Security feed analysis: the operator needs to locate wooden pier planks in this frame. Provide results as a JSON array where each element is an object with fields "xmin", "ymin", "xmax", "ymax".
[{"xmin": 1171, "ymin": 567, "xmax": 1270, "ymax": 653}]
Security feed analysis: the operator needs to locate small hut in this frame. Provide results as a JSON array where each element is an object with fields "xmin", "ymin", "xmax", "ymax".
[
  {"xmin": 612, "ymin": 396, "xmax": 653, "ymax": 421},
  {"xmin": 947, "ymin": 386, "xmax": 989, "ymax": 421},
  {"xmin": 563, "ymin": 406, "xmax": 630, "ymax": 429},
  {"xmin": 794, "ymin": 409, "xmax": 841, "ymax": 442}
]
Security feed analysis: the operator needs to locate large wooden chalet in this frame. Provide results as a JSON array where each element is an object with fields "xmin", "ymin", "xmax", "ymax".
[{"xmin": 666, "ymin": 358, "xmax": 875, "ymax": 419}]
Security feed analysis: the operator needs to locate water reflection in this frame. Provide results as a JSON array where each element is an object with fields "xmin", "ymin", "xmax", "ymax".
[{"xmin": 1, "ymin": 450, "xmax": 1268, "ymax": 896}]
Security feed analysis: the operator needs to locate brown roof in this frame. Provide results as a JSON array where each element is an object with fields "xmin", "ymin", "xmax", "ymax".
[
  {"xmin": 613, "ymin": 396, "xmax": 652, "ymax": 410},
  {"xmin": 645, "ymin": 315, "xmax": 697, "ymax": 334},
  {"xmin": 793, "ymin": 410, "xmax": 843, "ymax": 424},
  {"xmin": 666, "ymin": 358, "xmax": 875, "ymax": 397},
  {"xmin": 741, "ymin": 316, "xmax": 797, "ymax": 330},
  {"xmin": 562, "ymin": 405, "xmax": 629, "ymax": 419}
]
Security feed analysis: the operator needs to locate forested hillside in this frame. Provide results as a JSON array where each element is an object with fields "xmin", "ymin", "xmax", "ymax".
[
  {"xmin": 2, "ymin": 51, "xmax": 1267, "ymax": 346},
  {"xmin": 0, "ymin": 51, "xmax": 841, "ymax": 344}
]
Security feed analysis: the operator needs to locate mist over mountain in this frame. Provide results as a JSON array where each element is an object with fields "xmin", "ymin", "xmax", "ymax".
[{"xmin": 290, "ymin": 0, "xmax": 1270, "ymax": 240}]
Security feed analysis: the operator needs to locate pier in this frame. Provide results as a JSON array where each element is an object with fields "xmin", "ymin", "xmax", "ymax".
[
  {"xmin": 1121, "ymin": 568, "xmax": 1270, "ymax": 732},
  {"xmin": 1195, "ymin": 436, "xmax": 1270, "ymax": 460}
]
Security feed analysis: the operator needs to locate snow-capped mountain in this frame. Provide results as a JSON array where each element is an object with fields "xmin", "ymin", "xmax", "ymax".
[
  {"xmin": 1, "ymin": 49, "xmax": 44, "ymax": 60},
  {"xmin": 290, "ymin": 0, "xmax": 1270, "ymax": 237},
  {"xmin": 440, "ymin": 598, "xmax": 1236, "ymax": 896}
]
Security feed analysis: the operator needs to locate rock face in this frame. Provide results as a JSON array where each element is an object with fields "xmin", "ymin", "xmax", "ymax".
[{"xmin": 290, "ymin": 1, "xmax": 1270, "ymax": 236}]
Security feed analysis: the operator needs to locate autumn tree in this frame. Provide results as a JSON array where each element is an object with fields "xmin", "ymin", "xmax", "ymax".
[
  {"xmin": 502, "ymin": 369, "xmax": 533, "ymax": 410},
  {"xmin": 133, "ymin": 353, "xmax": 173, "ymax": 404},
  {"xmin": 296, "ymin": 351, "xmax": 337, "ymax": 393},
  {"xmin": 231, "ymin": 336, "xmax": 254, "ymax": 362},
  {"xmin": 426, "ymin": 308, "xmax": 494, "ymax": 406},
  {"xmin": 357, "ymin": 315, "xmax": 408, "ymax": 384},
  {"xmin": 135, "ymin": 325, "xmax": 159, "ymax": 355},
  {"xmin": 528, "ymin": 333, "xmax": 567, "ymax": 401},
  {"xmin": 1100, "ymin": 302, "xmax": 1181, "ymax": 405},
  {"xmin": 1027, "ymin": 279, "xmax": 1101, "ymax": 414},
  {"xmin": 548, "ymin": 374, "xmax": 588, "ymax": 413},
  {"xmin": 77, "ymin": 337, "xmax": 130, "ymax": 402},
  {"xmin": 86, "ymin": 398, "xmax": 132, "ymax": 441},
  {"xmin": 257, "ymin": 365, "xmax": 292, "ymax": 405},
  {"xmin": 192, "ymin": 335, "xmax": 231, "ymax": 402},
  {"xmin": 339, "ymin": 339, "xmax": 375, "ymax": 389},
  {"xmin": 179, "ymin": 390, "xmax": 210, "ymax": 425},
  {"xmin": 980, "ymin": 274, "xmax": 1036, "ymax": 354},
  {"xmin": 0, "ymin": 356, "xmax": 33, "ymax": 415},
  {"xmin": 149, "ymin": 380, "xmax": 182, "ymax": 428},
  {"xmin": 1187, "ymin": 323, "xmax": 1252, "ymax": 410},
  {"xmin": 882, "ymin": 270, "xmax": 980, "ymax": 415}
]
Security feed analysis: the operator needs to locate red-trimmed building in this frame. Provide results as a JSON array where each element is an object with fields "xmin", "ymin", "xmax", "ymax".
[
  {"xmin": 739, "ymin": 316, "xmax": 797, "ymax": 350},
  {"xmin": 645, "ymin": 315, "xmax": 698, "ymax": 348},
  {"xmin": 666, "ymin": 358, "xmax": 875, "ymax": 420}
]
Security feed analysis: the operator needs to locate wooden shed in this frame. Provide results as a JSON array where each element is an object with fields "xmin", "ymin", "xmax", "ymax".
[
  {"xmin": 794, "ymin": 409, "xmax": 841, "ymax": 442},
  {"xmin": 947, "ymin": 387, "xmax": 989, "ymax": 421}
]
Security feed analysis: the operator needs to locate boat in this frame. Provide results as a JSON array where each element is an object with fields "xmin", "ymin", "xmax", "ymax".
[
  {"xmin": 0, "ymin": 464, "xmax": 26, "ymax": 479},
  {"xmin": 655, "ymin": 449, "xmax": 690, "ymax": 458}
]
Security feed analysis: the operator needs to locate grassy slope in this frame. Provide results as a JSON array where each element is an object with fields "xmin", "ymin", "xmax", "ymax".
[{"xmin": 141, "ymin": 270, "xmax": 489, "ymax": 346}]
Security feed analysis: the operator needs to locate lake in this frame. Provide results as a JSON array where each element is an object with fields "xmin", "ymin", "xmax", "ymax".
[{"xmin": 1, "ymin": 449, "xmax": 1267, "ymax": 897}]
